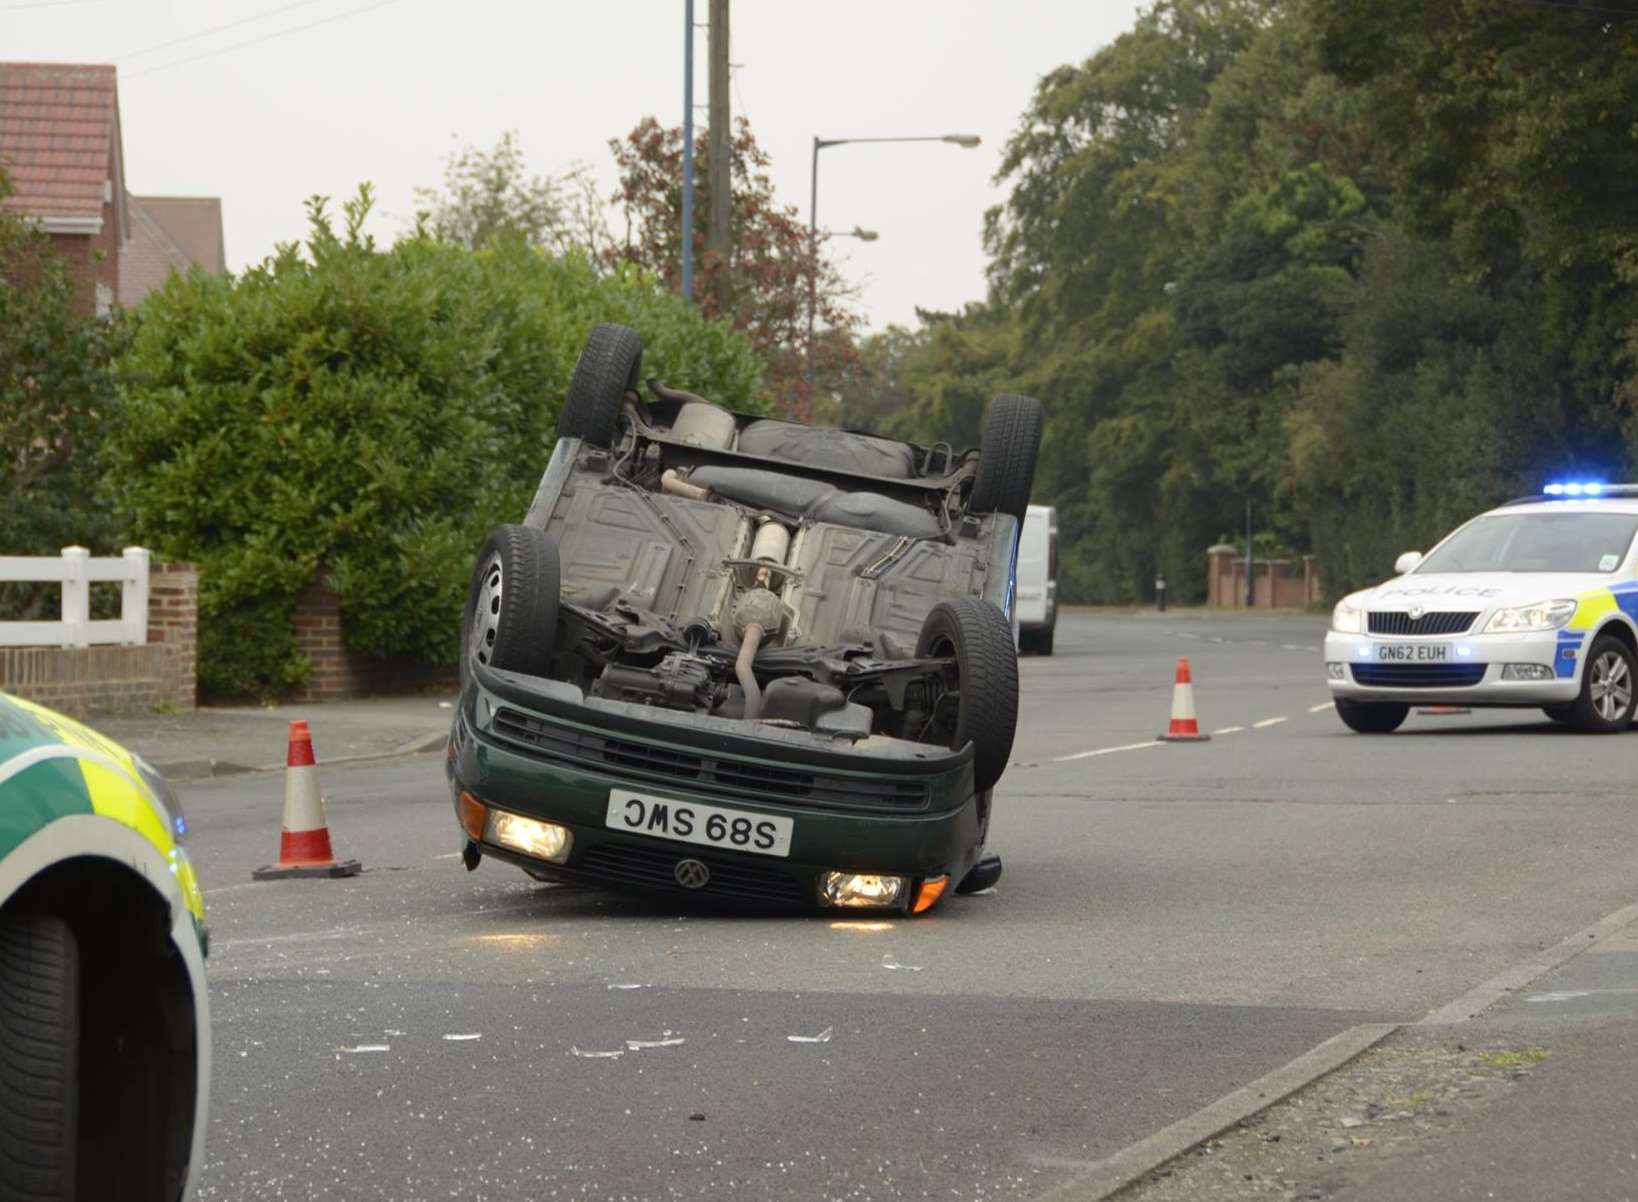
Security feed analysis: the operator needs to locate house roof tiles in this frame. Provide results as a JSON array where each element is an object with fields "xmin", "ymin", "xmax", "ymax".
[{"xmin": 0, "ymin": 62, "xmax": 119, "ymax": 221}]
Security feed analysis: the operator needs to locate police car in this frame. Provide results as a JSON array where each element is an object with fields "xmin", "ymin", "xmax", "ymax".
[
  {"xmin": 1324, "ymin": 483, "xmax": 1638, "ymax": 734},
  {"xmin": 0, "ymin": 691, "xmax": 209, "ymax": 1201}
]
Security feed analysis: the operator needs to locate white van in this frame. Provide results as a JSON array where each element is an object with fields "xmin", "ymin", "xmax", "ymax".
[{"xmin": 1015, "ymin": 504, "xmax": 1058, "ymax": 655}]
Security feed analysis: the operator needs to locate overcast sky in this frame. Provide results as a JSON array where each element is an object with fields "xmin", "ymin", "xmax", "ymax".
[{"xmin": 6, "ymin": 0, "xmax": 1145, "ymax": 330}]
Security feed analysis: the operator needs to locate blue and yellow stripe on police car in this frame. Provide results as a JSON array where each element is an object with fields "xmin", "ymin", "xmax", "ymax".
[
  {"xmin": 0, "ymin": 692, "xmax": 203, "ymax": 924},
  {"xmin": 1558, "ymin": 582, "xmax": 1638, "ymax": 679}
]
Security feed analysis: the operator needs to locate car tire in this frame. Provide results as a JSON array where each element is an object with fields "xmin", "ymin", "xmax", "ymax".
[
  {"xmin": 1037, "ymin": 623, "xmax": 1055, "ymax": 657},
  {"xmin": 969, "ymin": 394, "xmax": 1044, "ymax": 523},
  {"xmin": 461, "ymin": 525, "xmax": 560, "ymax": 681},
  {"xmin": 0, "ymin": 911, "xmax": 80, "ymax": 1202},
  {"xmin": 1542, "ymin": 703, "xmax": 1574, "ymax": 724},
  {"xmin": 1335, "ymin": 698, "xmax": 1409, "ymax": 734},
  {"xmin": 558, "ymin": 323, "xmax": 643, "ymax": 447},
  {"xmin": 1569, "ymin": 635, "xmax": 1637, "ymax": 733},
  {"xmin": 915, "ymin": 598, "xmax": 1019, "ymax": 793}
]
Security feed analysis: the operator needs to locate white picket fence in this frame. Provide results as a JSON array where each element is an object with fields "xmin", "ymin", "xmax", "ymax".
[{"xmin": 0, "ymin": 547, "xmax": 151, "ymax": 649}]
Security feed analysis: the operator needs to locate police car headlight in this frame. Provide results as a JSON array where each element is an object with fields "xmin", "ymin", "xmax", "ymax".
[
  {"xmin": 1330, "ymin": 599, "xmax": 1363, "ymax": 634},
  {"xmin": 1483, "ymin": 599, "xmax": 1577, "ymax": 633}
]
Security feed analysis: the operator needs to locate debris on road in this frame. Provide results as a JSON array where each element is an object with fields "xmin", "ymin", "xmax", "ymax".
[
  {"xmin": 787, "ymin": 1026, "xmax": 834, "ymax": 1044},
  {"xmin": 626, "ymin": 1034, "xmax": 686, "ymax": 1050},
  {"xmin": 570, "ymin": 1047, "xmax": 625, "ymax": 1059},
  {"xmin": 442, "ymin": 1033, "xmax": 482, "ymax": 1042}
]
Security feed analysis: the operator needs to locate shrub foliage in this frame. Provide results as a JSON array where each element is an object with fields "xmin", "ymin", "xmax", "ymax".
[{"xmin": 113, "ymin": 188, "xmax": 763, "ymax": 698}]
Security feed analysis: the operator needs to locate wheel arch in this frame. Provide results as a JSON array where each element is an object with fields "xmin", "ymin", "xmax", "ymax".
[
  {"xmin": 1, "ymin": 819, "xmax": 211, "ymax": 1200},
  {"xmin": 1592, "ymin": 614, "xmax": 1638, "ymax": 656}
]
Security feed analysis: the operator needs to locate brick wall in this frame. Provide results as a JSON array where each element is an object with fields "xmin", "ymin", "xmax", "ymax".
[
  {"xmin": 0, "ymin": 562, "xmax": 198, "ymax": 719},
  {"xmin": 147, "ymin": 563, "xmax": 198, "ymax": 710},
  {"xmin": 290, "ymin": 578, "xmax": 454, "ymax": 702},
  {"xmin": 1206, "ymin": 546, "xmax": 1322, "ymax": 609},
  {"xmin": 47, "ymin": 205, "xmax": 119, "ymax": 318}
]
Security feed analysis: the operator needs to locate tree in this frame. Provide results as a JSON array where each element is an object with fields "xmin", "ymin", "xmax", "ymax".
[
  {"xmin": 605, "ymin": 116, "xmax": 862, "ymax": 417},
  {"xmin": 113, "ymin": 186, "xmax": 763, "ymax": 699},
  {"xmin": 0, "ymin": 169, "xmax": 128, "ymax": 607},
  {"xmin": 415, "ymin": 130, "xmax": 608, "ymax": 257}
]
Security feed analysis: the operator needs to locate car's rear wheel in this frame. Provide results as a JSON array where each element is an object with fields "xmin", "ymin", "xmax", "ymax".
[
  {"xmin": 0, "ymin": 911, "xmax": 79, "ymax": 1202},
  {"xmin": 1335, "ymin": 699, "xmax": 1409, "ymax": 734},
  {"xmin": 1569, "ymin": 635, "xmax": 1636, "ymax": 733},
  {"xmin": 969, "ymin": 394, "xmax": 1044, "ymax": 523},
  {"xmin": 461, "ymin": 525, "xmax": 560, "ymax": 681},
  {"xmin": 558, "ymin": 323, "xmax": 643, "ymax": 447},
  {"xmin": 915, "ymin": 599, "xmax": 1019, "ymax": 793}
]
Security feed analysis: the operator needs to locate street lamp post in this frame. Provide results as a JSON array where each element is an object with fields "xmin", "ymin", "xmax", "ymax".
[{"xmin": 802, "ymin": 133, "xmax": 981, "ymax": 418}]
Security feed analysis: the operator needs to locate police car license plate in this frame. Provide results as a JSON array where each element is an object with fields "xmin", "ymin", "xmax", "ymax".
[
  {"xmin": 1375, "ymin": 643, "xmax": 1450, "ymax": 663},
  {"xmin": 605, "ymin": 789, "xmax": 793, "ymax": 858}
]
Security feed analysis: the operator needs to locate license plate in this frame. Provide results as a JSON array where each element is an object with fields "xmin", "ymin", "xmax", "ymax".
[
  {"xmin": 605, "ymin": 789, "xmax": 793, "ymax": 858},
  {"xmin": 1375, "ymin": 642, "xmax": 1451, "ymax": 663}
]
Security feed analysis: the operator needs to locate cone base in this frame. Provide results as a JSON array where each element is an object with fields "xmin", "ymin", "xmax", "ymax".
[
  {"xmin": 253, "ymin": 858, "xmax": 362, "ymax": 881},
  {"xmin": 1157, "ymin": 732, "xmax": 1212, "ymax": 742}
]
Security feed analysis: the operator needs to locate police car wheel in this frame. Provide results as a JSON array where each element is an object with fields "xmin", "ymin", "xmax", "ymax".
[
  {"xmin": 0, "ymin": 911, "xmax": 79, "ymax": 1202},
  {"xmin": 1542, "ymin": 704, "xmax": 1574, "ymax": 724},
  {"xmin": 1335, "ymin": 699, "xmax": 1409, "ymax": 734},
  {"xmin": 1569, "ymin": 636, "xmax": 1637, "ymax": 733}
]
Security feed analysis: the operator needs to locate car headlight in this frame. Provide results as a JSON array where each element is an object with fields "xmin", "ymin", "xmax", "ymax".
[
  {"xmin": 1483, "ymin": 599, "xmax": 1577, "ymax": 633},
  {"xmin": 133, "ymin": 754, "xmax": 189, "ymax": 846},
  {"xmin": 1331, "ymin": 599, "xmax": 1363, "ymax": 634}
]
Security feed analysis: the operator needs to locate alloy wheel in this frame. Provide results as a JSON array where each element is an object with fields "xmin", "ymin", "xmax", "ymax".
[{"xmin": 1589, "ymin": 649, "xmax": 1632, "ymax": 722}]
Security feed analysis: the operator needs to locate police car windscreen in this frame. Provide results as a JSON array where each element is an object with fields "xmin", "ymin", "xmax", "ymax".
[{"xmin": 1417, "ymin": 512, "xmax": 1638, "ymax": 574}]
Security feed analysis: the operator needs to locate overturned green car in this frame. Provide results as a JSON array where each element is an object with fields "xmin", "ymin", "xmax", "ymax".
[{"xmin": 447, "ymin": 324, "xmax": 1042, "ymax": 914}]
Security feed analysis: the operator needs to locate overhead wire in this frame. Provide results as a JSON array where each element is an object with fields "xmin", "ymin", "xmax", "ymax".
[
  {"xmin": 116, "ymin": 0, "xmax": 336, "ymax": 62},
  {"xmin": 122, "ymin": 0, "xmax": 408, "ymax": 81},
  {"xmin": 0, "ymin": 0, "xmax": 104, "ymax": 10}
]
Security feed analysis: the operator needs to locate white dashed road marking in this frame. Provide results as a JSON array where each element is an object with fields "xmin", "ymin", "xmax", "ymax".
[
  {"xmin": 1309, "ymin": 702, "xmax": 1335, "ymax": 713},
  {"xmin": 1252, "ymin": 716, "xmax": 1289, "ymax": 729},
  {"xmin": 1212, "ymin": 726, "xmax": 1245, "ymax": 735},
  {"xmin": 1052, "ymin": 741, "xmax": 1164, "ymax": 764}
]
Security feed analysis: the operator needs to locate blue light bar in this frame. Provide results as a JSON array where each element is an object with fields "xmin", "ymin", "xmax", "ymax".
[{"xmin": 1544, "ymin": 480, "xmax": 1607, "ymax": 497}]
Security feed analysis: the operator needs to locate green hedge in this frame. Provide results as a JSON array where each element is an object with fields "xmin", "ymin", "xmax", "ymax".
[{"xmin": 112, "ymin": 189, "xmax": 764, "ymax": 699}]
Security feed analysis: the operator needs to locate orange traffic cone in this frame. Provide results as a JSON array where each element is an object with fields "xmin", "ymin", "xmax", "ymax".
[
  {"xmin": 253, "ymin": 720, "xmax": 362, "ymax": 880},
  {"xmin": 1417, "ymin": 704, "xmax": 1471, "ymax": 716},
  {"xmin": 1158, "ymin": 657, "xmax": 1211, "ymax": 742}
]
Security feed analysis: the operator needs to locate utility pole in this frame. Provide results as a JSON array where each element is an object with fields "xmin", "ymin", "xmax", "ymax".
[
  {"xmin": 705, "ymin": 0, "xmax": 731, "ymax": 310},
  {"xmin": 681, "ymin": 0, "xmax": 695, "ymax": 302}
]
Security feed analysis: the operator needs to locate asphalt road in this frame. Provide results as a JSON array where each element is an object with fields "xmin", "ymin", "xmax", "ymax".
[{"xmin": 181, "ymin": 610, "xmax": 1638, "ymax": 1200}]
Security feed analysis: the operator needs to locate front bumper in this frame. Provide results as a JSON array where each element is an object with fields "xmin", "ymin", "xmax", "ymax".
[
  {"xmin": 1323, "ymin": 628, "xmax": 1583, "ymax": 705},
  {"xmin": 448, "ymin": 669, "xmax": 983, "ymax": 912}
]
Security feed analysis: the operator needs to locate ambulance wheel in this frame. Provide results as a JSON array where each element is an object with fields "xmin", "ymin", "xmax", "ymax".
[
  {"xmin": 1335, "ymin": 699, "xmax": 1409, "ymax": 734},
  {"xmin": 0, "ymin": 911, "xmax": 79, "ymax": 1202},
  {"xmin": 1569, "ymin": 635, "xmax": 1637, "ymax": 733}
]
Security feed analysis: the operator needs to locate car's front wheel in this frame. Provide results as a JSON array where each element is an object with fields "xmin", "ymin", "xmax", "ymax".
[
  {"xmin": 1569, "ymin": 635, "xmax": 1637, "ymax": 733},
  {"xmin": 461, "ymin": 525, "xmax": 561, "ymax": 682},
  {"xmin": 1335, "ymin": 699, "xmax": 1410, "ymax": 734},
  {"xmin": 0, "ymin": 911, "xmax": 79, "ymax": 1202},
  {"xmin": 915, "ymin": 599, "xmax": 1019, "ymax": 793}
]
